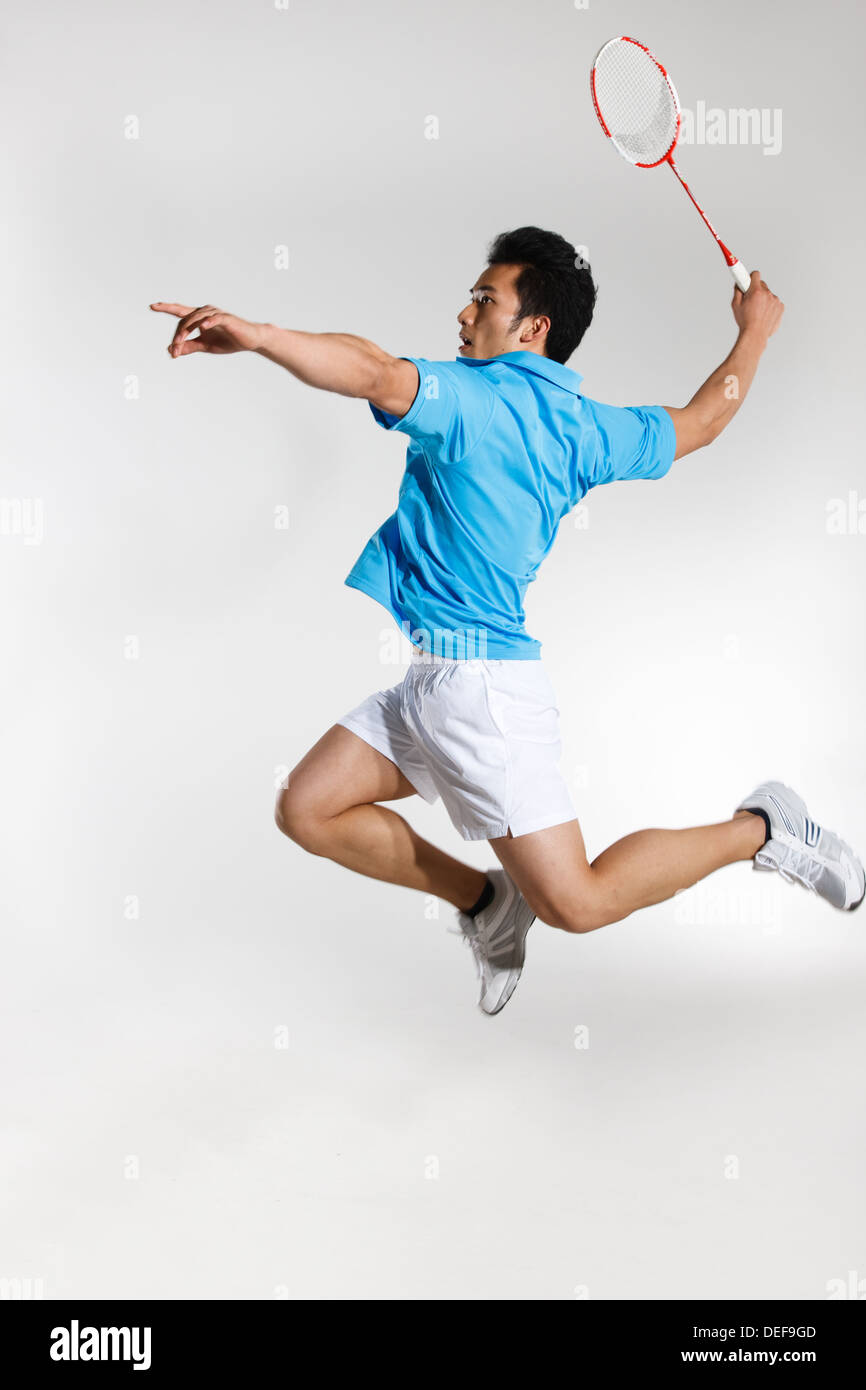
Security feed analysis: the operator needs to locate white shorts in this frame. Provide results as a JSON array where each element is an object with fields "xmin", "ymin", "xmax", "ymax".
[{"xmin": 336, "ymin": 651, "xmax": 579, "ymax": 842}]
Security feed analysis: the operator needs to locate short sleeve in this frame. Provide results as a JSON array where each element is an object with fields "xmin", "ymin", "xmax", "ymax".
[
  {"xmin": 581, "ymin": 399, "xmax": 676, "ymax": 486},
  {"xmin": 368, "ymin": 356, "xmax": 497, "ymax": 465}
]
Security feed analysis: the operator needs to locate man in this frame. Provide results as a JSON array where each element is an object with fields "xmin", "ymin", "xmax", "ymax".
[{"xmin": 150, "ymin": 225, "xmax": 864, "ymax": 1017}]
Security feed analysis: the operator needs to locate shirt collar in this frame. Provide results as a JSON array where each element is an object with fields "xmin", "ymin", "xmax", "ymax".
[{"xmin": 455, "ymin": 349, "xmax": 583, "ymax": 394}]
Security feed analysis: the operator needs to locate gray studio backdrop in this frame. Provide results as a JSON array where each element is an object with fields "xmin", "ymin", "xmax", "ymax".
[{"xmin": 1, "ymin": 0, "xmax": 864, "ymax": 1299}]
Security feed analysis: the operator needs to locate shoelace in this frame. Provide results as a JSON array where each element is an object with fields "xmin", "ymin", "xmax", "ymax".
[
  {"xmin": 447, "ymin": 919, "xmax": 485, "ymax": 978},
  {"xmin": 763, "ymin": 844, "xmax": 822, "ymax": 894}
]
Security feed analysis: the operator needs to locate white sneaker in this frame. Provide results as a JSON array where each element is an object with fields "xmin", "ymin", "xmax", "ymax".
[
  {"xmin": 450, "ymin": 868, "xmax": 536, "ymax": 1015},
  {"xmin": 736, "ymin": 781, "xmax": 865, "ymax": 911}
]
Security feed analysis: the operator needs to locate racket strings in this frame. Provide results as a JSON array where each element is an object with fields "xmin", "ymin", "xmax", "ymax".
[{"xmin": 593, "ymin": 39, "xmax": 678, "ymax": 165}]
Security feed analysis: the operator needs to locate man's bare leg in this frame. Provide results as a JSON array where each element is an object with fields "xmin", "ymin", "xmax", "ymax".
[
  {"xmin": 275, "ymin": 724, "xmax": 487, "ymax": 911},
  {"xmin": 489, "ymin": 809, "xmax": 767, "ymax": 933}
]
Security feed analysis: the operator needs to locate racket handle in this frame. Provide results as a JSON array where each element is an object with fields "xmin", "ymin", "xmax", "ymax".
[{"xmin": 729, "ymin": 260, "xmax": 751, "ymax": 293}]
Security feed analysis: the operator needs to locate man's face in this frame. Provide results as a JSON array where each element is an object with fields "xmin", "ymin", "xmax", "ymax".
[{"xmin": 457, "ymin": 263, "xmax": 549, "ymax": 359}]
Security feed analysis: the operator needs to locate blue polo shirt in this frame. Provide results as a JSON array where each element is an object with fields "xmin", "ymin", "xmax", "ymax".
[{"xmin": 345, "ymin": 350, "xmax": 676, "ymax": 660}]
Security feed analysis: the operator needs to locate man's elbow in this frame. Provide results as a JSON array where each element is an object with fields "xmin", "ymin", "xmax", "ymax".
[
  {"xmin": 700, "ymin": 414, "xmax": 729, "ymax": 449},
  {"xmin": 686, "ymin": 422, "xmax": 721, "ymax": 456},
  {"xmin": 666, "ymin": 405, "xmax": 717, "ymax": 460}
]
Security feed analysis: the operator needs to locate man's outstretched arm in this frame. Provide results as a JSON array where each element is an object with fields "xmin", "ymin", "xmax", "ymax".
[
  {"xmin": 149, "ymin": 302, "xmax": 419, "ymax": 416},
  {"xmin": 664, "ymin": 271, "xmax": 785, "ymax": 460}
]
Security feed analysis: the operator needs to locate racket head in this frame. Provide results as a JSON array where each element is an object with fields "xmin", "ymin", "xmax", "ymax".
[{"xmin": 590, "ymin": 35, "xmax": 681, "ymax": 168}]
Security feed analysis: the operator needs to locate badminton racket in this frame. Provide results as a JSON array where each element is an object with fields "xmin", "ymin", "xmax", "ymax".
[{"xmin": 590, "ymin": 36, "xmax": 752, "ymax": 293}]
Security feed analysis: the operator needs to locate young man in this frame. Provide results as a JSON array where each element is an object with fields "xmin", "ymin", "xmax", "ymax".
[{"xmin": 151, "ymin": 226, "xmax": 864, "ymax": 1016}]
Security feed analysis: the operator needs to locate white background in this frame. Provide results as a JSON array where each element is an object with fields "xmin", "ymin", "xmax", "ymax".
[{"xmin": 1, "ymin": 0, "xmax": 863, "ymax": 1298}]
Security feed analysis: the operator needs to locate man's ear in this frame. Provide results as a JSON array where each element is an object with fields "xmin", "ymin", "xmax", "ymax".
[{"xmin": 519, "ymin": 315, "xmax": 551, "ymax": 347}]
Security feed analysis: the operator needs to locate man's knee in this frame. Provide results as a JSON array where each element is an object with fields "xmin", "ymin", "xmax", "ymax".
[
  {"xmin": 274, "ymin": 784, "xmax": 329, "ymax": 854},
  {"xmin": 532, "ymin": 884, "xmax": 608, "ymax": 935}
]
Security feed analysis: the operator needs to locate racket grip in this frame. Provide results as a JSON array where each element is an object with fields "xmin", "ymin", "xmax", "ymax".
[{"xmin": 730, "ymin": 260, "xmax": 751, "ymax": 293}]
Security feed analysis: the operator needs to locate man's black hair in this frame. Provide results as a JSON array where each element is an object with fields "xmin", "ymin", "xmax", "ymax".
[{"xmin": 486, "ymin": 226, "xmax": 597, "ymax": 365}]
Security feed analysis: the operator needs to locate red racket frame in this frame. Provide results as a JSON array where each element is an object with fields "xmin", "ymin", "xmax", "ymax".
[{"xmin": 591, "ymin": 35, "xmax": 742, "ymax": 275}]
